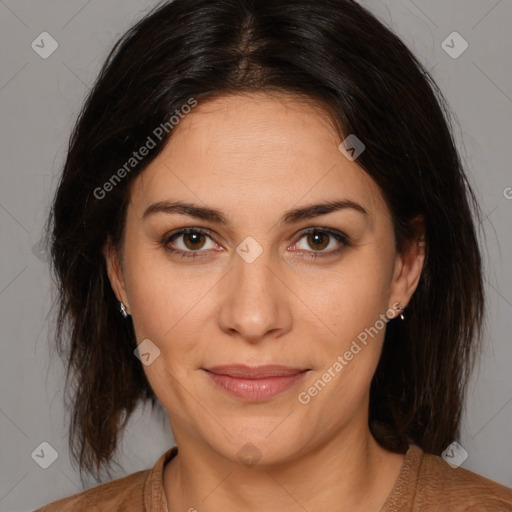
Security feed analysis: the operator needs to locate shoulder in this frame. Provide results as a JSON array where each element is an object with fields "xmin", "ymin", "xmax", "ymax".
[
  {"xmin": 32, "ymin": 469, "xmax": 149, "ymax": 511},
  {"xmin": 33, "ymin": 445, "xmax": 177, "ymax": 511},
  {"xmin": 415, "ymin": 447, "xmax": 512, "ymax": 510}
]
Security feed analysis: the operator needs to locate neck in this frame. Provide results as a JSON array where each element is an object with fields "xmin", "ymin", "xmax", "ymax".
[{"xmin": 163, "ymin": 420, "xmax": 405, "ymax": 512}]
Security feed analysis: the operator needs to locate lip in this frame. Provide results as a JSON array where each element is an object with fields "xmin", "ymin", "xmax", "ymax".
[{"xmin": 203, "ymin": 365, "xmax": 310, "ymax": 402}]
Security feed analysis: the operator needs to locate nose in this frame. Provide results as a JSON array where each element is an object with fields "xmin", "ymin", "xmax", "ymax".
[{"xmin": 217, "ymin": 245, "xmax": 293, "ymax": 343}]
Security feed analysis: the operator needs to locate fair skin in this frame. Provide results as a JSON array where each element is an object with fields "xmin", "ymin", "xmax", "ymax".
[{"xmin": 105, "ymin": 92, "xmax": 425, "ymax": 511}]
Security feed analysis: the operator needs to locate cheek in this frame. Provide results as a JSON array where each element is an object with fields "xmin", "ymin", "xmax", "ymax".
[
  {"xmin": 121, "ymin": 244, "xmax": 205, "ymax": 350},
  {"xmin": 125, "ymin": 264, "xmax": 172, "ymax": 340},
  {"xmin": 294, "ymin": 251, "xmax": 393, "ymax": 406},
  {"xmin": 122, "ymin": 248, "xmax": 212, "ymax": 414},
  {"xmin": 302, "ymin": 251, "xmax": 393, "ymax": 342},
  {"xmin": 296, "ymin": 269, "xmax": 391, "ymax": 424}
]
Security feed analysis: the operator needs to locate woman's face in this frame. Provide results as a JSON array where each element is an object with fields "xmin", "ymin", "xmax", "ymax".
[{"xmin": 106, "ymin": 92, "xmax": 423, "ymax": 465}]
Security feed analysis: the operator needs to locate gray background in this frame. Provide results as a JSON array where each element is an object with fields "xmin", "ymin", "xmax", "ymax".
[{"xmin": 0, "ymin": 0, "xmax": 511, "ymax": 510}]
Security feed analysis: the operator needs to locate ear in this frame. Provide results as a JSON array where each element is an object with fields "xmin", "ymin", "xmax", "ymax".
[
  {"xmin": 389, "ymin": 216, "xmax": 425, "ymax": 313},
  {"xmin": 103, "ymin": 237, "xmax": 130, "ymax": 313}
]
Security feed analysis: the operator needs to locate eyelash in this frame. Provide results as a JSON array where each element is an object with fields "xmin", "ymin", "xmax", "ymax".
[{"xmin": 161, "ymin": 227, "xmax": 351, "ymax": 261}]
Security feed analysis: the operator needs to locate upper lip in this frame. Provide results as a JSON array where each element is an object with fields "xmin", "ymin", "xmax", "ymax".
[{"xmin": 204, "ymin": 365, "xmax": 309, "ymax": 378}]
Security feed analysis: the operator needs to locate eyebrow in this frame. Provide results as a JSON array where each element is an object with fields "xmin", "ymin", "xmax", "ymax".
[{"xmin": 142, "ymin": 199, "xmax": 368, "ymax": 225}]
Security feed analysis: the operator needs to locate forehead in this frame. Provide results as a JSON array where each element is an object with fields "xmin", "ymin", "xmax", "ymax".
[{"xmin": 129, "ymin": 92, "xmax": 387, "ymax": 222}]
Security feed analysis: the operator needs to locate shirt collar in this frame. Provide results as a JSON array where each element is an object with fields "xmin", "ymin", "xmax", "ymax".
[
  {"xmin": 141, "ymin": 443, "xmax": 421, "ymax": 511},
  {"xmin": 143, "ymin": 445, "xmax": 178, "ymax": 511}
]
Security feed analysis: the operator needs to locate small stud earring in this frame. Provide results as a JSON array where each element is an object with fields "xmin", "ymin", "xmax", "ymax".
[
  {"xmin": 397, "ymin": 304, "xmax": 406, "ymax": 320},
  {"xmin": 119, "ymin": 302, "xmax": 129, "ymax": 318}
]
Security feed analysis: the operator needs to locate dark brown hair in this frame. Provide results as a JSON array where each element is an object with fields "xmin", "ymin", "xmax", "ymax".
[{"xmin": 47, "ymin": 0, "xmax": 484, "ymax": 481}]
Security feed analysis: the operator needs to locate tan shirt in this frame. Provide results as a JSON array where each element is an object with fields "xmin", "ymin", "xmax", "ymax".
[{"xmin": 34, "ymin": 444, "xmax": 512, "ymax": 511}]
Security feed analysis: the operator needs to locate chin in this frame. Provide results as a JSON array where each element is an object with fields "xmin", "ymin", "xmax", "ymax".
[{"xmin": 203, "ymin": 418, "xmax": 309, "ymax": 468}]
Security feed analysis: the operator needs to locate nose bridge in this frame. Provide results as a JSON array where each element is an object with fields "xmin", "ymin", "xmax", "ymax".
[
  {"xmin": 234, "ymin": 238, "xmax": 275, "ymax": 295},
  {"xmin": 217, "ymin": 236, "xmax": 291, "ymax": 340}
]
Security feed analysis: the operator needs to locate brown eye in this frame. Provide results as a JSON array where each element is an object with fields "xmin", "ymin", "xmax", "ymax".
[
  {"xmin": 182, "ymin": 231, "xmax": 207, "ymax": 250},
  {"xmin": 163, "ymin": 228, "xmax": 217, "ymax": 258},
  {"xmin": 292, "ymin": 228, "xmax": 350, "ymax": 259},
  {"xmin": 306, "ymin": 231, "xmax": 330, "ymax": 251}
]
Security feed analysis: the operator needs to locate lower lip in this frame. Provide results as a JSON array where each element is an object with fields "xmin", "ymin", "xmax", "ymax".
[{"xmin": 205, "ymin": 370, "xmax": 308, "ymax": 402}]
